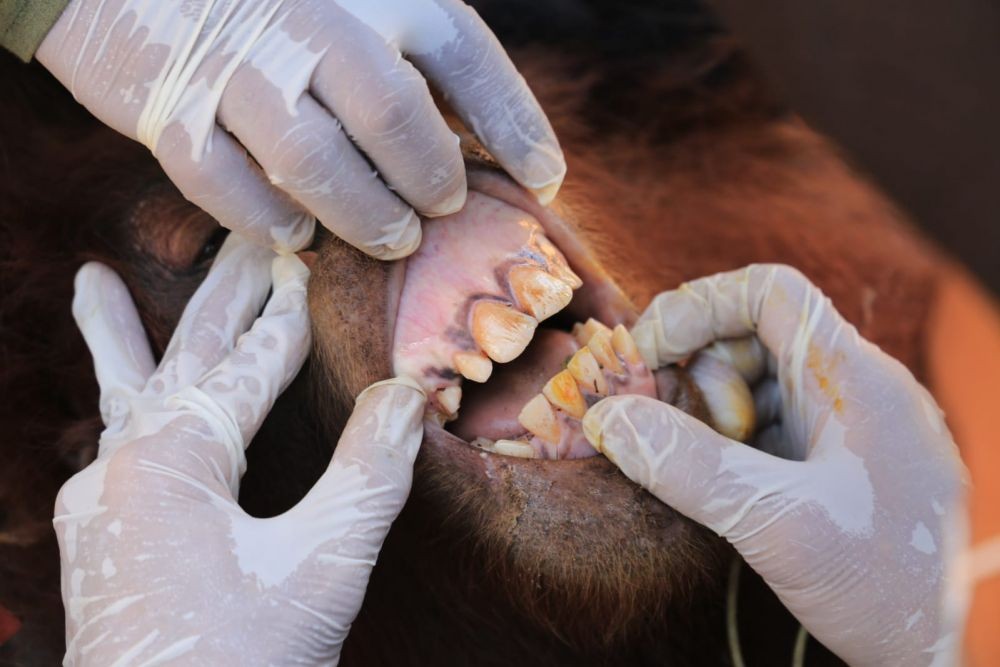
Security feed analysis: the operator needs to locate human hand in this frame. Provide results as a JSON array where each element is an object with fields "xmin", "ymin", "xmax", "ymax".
[
  {"xmin": 37, "ymin": 0, "xmax": 564, "ymax": 256},
  {"xmin": 582, "ymin": 264, "xmax": 968, "ymax": 666},
  {"xmin": 58, "ymin": 234, "xmax": 426, "ymax": 665}
]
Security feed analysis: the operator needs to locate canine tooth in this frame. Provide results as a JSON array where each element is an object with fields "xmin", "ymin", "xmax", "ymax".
[
  {"xmin": 543, "ymin": 369, "xmax": 587, "ymax": 419},
  {"xmin": 572, "ymin": 318, "xmax": 612, "ymax": 346},
  {"xmin": 437, "ymin": 386, "xmax": 462, "ymax": 416},
  {"xmin": 567, "ymin": 347, "xmax": 608, "ymax": 395},
  {"xmin": 518, "ymin": 394, "xmax": 562, "ymax": 443},
  {"xmin": 454, "ymin": 351, "xmax": 493, "ymax": 383},
  {"xmin": 471, "ymin": 301, "xmax": 538, "ymax": 363},
  {"xmin": 494, "ymin": 439, "xmax": 538, "ymax": 458},
  {"xmin": 536, "ymin": 235, "xmax": 583, "ymax": 288},
  {"xmin": 586, "ymin": 329, "xmax": 624, "ymax": 373},
  {"xmin": 688, "ymin": 353, "xmax": 756, "ymax": 442},
  {"xmin": 509, "ymin": 265, "xmax": 573, "ymax": 321},
  {"xmin": 612, "ymin": 324, "xmax": 643, "ymax": 365}
]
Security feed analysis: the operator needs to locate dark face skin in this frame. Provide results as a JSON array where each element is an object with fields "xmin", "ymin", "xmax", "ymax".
[{"xmin": 0, "ymin": 19, "xmax": 943, "ymax": 666}]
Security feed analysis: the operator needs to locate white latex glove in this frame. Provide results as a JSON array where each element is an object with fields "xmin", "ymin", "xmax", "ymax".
[
  {"xmin": 36, "ymin": 0, "xmax": 565, "ymax": 257},
  {"xmin": 582, "ymin": 264, "xmax": 969, "ymax": 666},
  {"xmin": 58, "ymin": 233, "xmax": 427, "ymax": 665}
]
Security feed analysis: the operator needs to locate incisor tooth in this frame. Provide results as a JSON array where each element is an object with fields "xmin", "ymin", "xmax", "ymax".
[
  {"xmin": 587, "ymin": 329, "xmax": 624, "ymax": 374},
  {"xmin": 688, "ymin": 353, "xmax": 755, "ymax": 442},
  {"xmin": 612, "ymin": 324, "xmax": 643, "ymax": 365},
  {"xmin": 518, "ymin": 393, "xmax": 562, "ymax": 443},
  {"xmin": 454, "ymin": 351, "xmax": 493, "ymax": 383},
  {"xmin": 509, "ymin": 265, "xmax": 573, "ymax": 321},
  {"xmin": 543, "ymin": 369, "xmax": 587, "ymax": 419},
  {"xmin": 572, "ymin": 318, "xmax": 612, "ymax": 346},
  {"xmin": 567, "ymin": 347, "xmax": 608, "ymax": 395},
  {"xmin": 494, "ymin": 439, "xmax": 538, "ymax": 458},
  {"xmin": 437, "ymin": 386, "xmax": 462, "ymax": 416},
  {"xmin": 471, "ymin": 301, "xmax": 538, "ymax": 363}
]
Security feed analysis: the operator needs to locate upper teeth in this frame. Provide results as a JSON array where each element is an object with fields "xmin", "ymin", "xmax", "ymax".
[{"xmin": 470, "ymin": 300, "xmax": 538, "ymax": 363}]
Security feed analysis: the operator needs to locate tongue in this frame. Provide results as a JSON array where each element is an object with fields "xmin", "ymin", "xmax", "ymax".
[{"xmin": 450, "ymin": 329, "xmax": 577, "ymax": 442}]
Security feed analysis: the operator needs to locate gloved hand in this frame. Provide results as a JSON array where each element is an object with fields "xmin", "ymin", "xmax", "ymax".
[
  {"xmin": 36, "ymin": 0, "xmax": 564, "ymax": 257},
  {"xmin": 58, "ymin": 233, "xmax": 427, "ymax": 665},
  {"xmin": 582, "ymin": 264, "xmax": 968, "ymax": 666}
]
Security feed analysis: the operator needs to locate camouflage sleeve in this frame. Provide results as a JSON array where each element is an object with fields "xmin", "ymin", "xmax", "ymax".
[{"xmin": 0, "ymin": 0, "xmax": 71, "ymax": 62}]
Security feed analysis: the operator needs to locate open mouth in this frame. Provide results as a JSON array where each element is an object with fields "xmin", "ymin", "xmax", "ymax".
[{"xmin": 390, "ymin": 168, "xmax": 756, "ymax": 461}]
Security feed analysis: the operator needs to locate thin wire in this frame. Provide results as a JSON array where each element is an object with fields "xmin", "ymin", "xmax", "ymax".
[
  {"xmin": 726, "ymin": 556, "xmax": 745, "ymax": 667},
  {"xmin": 791, "ymin": 624, "xmax": 809, "ymax": 667}
]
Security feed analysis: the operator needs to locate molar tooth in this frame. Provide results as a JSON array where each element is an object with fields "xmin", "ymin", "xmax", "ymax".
[
  {"xmin": 567, "ymin": 347, "xmax": 608, "ymax": 395},
  {"xmin": 509, "ymin": 265, "xmax": 573, "ymax": 321},
  {"xmin": 436, "ymin": 386, "xmax": 462, "ymax": 417},
  {"xmin": 612, "ymin": 324, "xmax": 643, "ymax": 366},
  {"xmin": 454, "ymin": 351, "xmax": 493, "ymax": 383},
  {"xmin": 572, "ymin": 317, "xmax": 612, "ymax": 346},
  {"xmin": 688, "ymin": 353, "xmax": 756, "ymax": 442},
  {"xmin": 518, "ymin": 394, "xmax": 562, "ymax": 443},
  {"xmin": 494, "ymin": 439, "xmax": 538, "ymax": 459},
  {"xmin": 587, "ymin": 329, "xmax": 624, "ymax": 374},
  {"xmin": 471, "ymin": 301, "xmax": 538, "ymax": 363},
  {"xmin": 543, "ymin": 369, "xmax": 587, "ymax": 419}
]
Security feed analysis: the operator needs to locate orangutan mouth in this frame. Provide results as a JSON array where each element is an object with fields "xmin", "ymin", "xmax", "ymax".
[{"xmin": 391, "ymin": 176, "xmax": 755, "ymax": 460}]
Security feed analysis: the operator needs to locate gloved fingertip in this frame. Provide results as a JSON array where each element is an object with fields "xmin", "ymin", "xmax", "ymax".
[
  {"xmin": 72, "ymin": 262, "xmax": 113, "ymax": 322},
  {"xmin": 355, "ymin": 375, "xmax": 427, "ymax": 405},
  {"xmin": 269, "ymin": 213, "xmax": 316, "ymax": 254},
  {"xmin": 581, "ymin": 400, "xmax": 610, "ymax": 453},
  {"xmin": 422, "ymin": 181, "xmax": 467, "ymax": 218},
  {"xmin": 529, "ymin": 177, "xmax": 562, "ymax": 207},
  {"xmin": 365, "ymin": 210, "xmax": 423, "ymax": 261},
  {"xmin": 631, "ymin": 320, "xmax": 659, "ymax": 370},
  {"xmin": 271, "ymin": 251, "xmax": 310, "ymax": 288}
]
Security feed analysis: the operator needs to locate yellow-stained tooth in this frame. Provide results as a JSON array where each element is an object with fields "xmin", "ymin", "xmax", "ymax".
[
  {"xmin": 572, "ymin": 318, "xmax": 612, "ymax": 346},
  {"xmin": 702, "ymin": 337, "xmax": 767, "ymax": 384},
  {"xmin": 612, "ymin": 324, "xmax": 643, "ymax": 365},
  {"xmin": 494, "ymin": 439, "xmax": 538, "ymax": 459},
  {"xmin": 471, "ymin": 301, "xmax": 538, "ymax": 363},
  {"xmin": 567, "ymin": 347, "xmax": 608, "ymax": 395},
  {"xmin": 454, "ymin": 351, "xmax": 493, "ymax": 383},
  {"xmin": 543, "ymin": 369, "xmax": 587, "ymax": 419},
  {"xmin": 437, "ymin": 386, "xmax": 462, "ymax": 417},
  {"xmin": 587, "ymin": 328, "xmax": 624, "ymax": 374},
  {"xmin": 509, "ymin": 265, "xmax": 573, "ymax": 321},
  {"xmin": 518, "ymin": 393, "xmax": 562, "ymax": 443}
]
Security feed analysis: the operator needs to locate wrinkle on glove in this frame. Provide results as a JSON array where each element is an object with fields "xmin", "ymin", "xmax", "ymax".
[
  {"xmin": 36, "ymin": 0, "xmax": 565, "ymax": 256},
  {"xmin": 58, "ymin": 232, "xmax": 427, "ymax": 665},
  {"xmin": 584, "ymin": 264, "xmax": 969, "ymax": 667}
]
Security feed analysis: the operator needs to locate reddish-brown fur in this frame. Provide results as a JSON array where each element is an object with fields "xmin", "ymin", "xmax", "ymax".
[{"xmin": 0, "ymin": 5, "xmax": 955, "ymax": 664}]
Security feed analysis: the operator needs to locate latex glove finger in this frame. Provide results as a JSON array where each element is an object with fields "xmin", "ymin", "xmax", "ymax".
[
  {"xmin": 72, "ymin": 262, "xmax": 156, "ymax": 430},
  {"xmin": 632, "ymin": 264, "xmax": 848, "ymax": 370},
  {"xmin": 155, "ymin": 123, "xmax": 316, "ymax": 252},
  {"xmin": 145, "ymin": 233, "xmax": 273, "ymax": 396},
  {"xmin": 218, "ymin": 82, "xmax": 422, "ymax": 261},
  {"xmin": 308, "ymin": 6, "xmax": 467, "ymax": 217},
  {"xmin": 582, "ymin": 395, "xmax": 797, "ymax": 541},
  {"xmin": 342, "ymin": 0, "xmax": 566, "ymax": 204},
  {"xmin": 281, "ymin": 377, "xmax": 425, "ymax": 624},
  {"xmin": 197, "ymin": 253, "xmax": 310, "ymax": 450}
]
